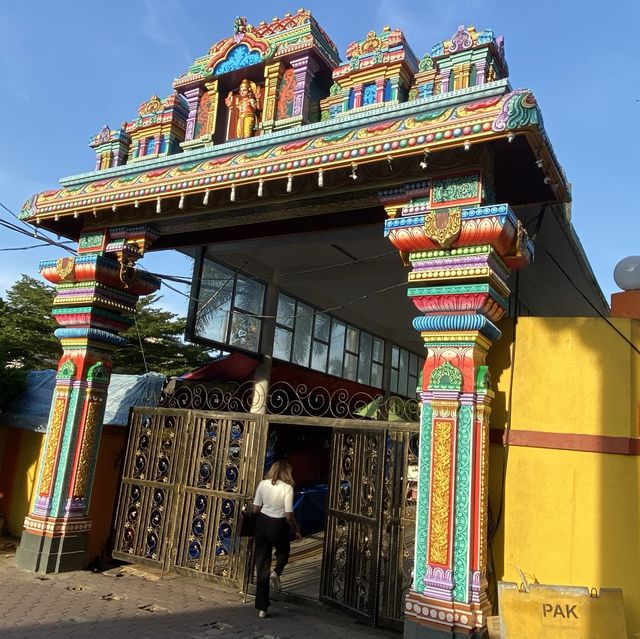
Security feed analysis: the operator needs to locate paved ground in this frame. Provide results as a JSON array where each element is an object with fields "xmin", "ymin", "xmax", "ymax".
[{"xmin": 0, "ymin": 538, "xmax": 397, "ymax": 639}]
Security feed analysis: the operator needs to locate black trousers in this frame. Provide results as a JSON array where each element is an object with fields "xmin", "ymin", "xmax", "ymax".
[{"xmin": 254, "ymin": 513, "xmax": 291, "ymax": 611}]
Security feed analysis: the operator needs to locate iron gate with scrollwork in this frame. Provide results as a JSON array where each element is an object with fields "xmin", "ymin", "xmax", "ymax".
[
  {"xmin": 113, "ymin": 407, "xmax": 267, "ymax": 586},
  {"xmin": 113, "ymin": 395, "xmax": 418, "ymax": 626},
  {"xmin": 320, "ymin": 424, "xmax": 419, "ymax": 628}
]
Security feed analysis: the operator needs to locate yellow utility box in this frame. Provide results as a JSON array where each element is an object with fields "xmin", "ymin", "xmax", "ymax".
[{"xmin": 498, "ymin": 582, "xmax": 627, "ymax": 638}]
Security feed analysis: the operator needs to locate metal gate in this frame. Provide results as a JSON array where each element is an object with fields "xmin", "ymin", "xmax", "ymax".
[
  {"xmin": 113, "ymin": 407, "xmax": 267, "ymax": 586},
  {"xmin": 320, "ymin": 424, "xmax": 419, "ymax": 628},
  {"xmin": 113, "ymin": 406, "xmax": 417, "ymax": 626}
]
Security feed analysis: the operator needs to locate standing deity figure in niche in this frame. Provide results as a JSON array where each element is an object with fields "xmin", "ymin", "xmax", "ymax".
[{"xmin": 226, "ymin": 79, "xmax": 261, "ymax": 139}]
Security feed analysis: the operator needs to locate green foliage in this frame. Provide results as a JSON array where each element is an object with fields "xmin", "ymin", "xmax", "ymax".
[
  {"xmin": 114, "ymin": 294, "xmax": 211, "ymax": 377},
  {"xmin": 0, "ymin": 275, "xmax": 61, "ymax": 370},
  {"xmin": 0, "ymin": 276, "xmax": 60, "ymax": 409},
  {"xmin": 0, "ymin": 277, "xmax": 210, "ymax": 391}
]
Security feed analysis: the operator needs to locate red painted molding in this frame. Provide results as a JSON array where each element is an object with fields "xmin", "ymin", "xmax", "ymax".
[{"xmin": 489, "ymin": 428, "xmax": 640, "ymax": 456}]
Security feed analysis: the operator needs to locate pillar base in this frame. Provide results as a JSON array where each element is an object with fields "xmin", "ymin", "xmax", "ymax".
[
  {"xmin": 404, "ymin": 617, "xmax": 488, "ymax": 639},
  {"xmin": 16, "ymin": 526, "xmax": 89, "ymax": 574}
]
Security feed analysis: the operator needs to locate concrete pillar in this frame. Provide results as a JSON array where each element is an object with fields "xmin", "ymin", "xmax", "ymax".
[
  {"xmin": 250, "ymin": 281, "xmax": 279, "ymax": 414},
  {"xmin": 15, "ymin": 226, "xmax": 161, "ymax": 573},
  {"xmin": 382, "ymin": 176, "xmax": 533, "ymax": 638}
]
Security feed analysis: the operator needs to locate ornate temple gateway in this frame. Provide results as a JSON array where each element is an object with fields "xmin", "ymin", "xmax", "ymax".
[{"xmin": 17, "ymin": 10, "xmax": 608, "ymax": 639}]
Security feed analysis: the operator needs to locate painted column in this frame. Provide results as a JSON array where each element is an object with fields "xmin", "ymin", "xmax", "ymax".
[
  {"xmin": 261, "ymin": 61, "xmax": 285, "ymax": 133},
  {"xmin": 440, "ymin": 69, "xmax": 452, "ymax": 93},
  {"xmin": 184, "ymin": 87, "xmax": 204, "ymax": 142},
  {"xmin": 204, "ymin": 80, "xmax": 219, "ymax": 140},
  {"xmin": 290, "ymin": 55, "xmax": 320, "ymax": 121},
  {"xmin": 375, "ymin": 77, "xmax": 386, "ymax": 103},
  {"xmin": 383, "ymin": 175, "xmax": 532, "ymax": 638},
  {"xmin": 475, "ymin": 61, "xmax": 487, "ymax": 86},
  {"xmin": 16, "ymin": 226, "xmax": 160, "ymax": 573},
  {"xmin": 353, "ymin": 83, "xmax": 364, "ymax": 108}
]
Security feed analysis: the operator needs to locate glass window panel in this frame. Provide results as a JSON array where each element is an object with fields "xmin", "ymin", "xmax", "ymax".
[
  {"xmin": 313, "ymin": 313, "xmax": 330, "ymax": 341},
  {"xmin": 195, "ymin": 260, "xmax": 234, "ymax": 344},
  {"xmin": 409, "ymin": 352, "xmax": 418, "ymax": 378},
  {"xmin": 390, "ymin": 369, "xmax": 398, "ymax": 394},
  {"xmin": 229, "ymin": 311, "xmax": 261, "ymax": 352},
  {"xmin": 311, "ymin": 340, "xmax": 329, "ymax": 372},
  {"xmin": 372, "ymin": 337, "xmax": 384, "ymax": 363},
  {"xmin": 195, "ymin": 296, "xmax": 231, "ymax": 344},
  {"xmin": 276, "ymin": 294, "xmax": 296, "ymax": 328},
  {"xmin": 408, "ymin": 374, "xmax": 418, "ymax": 396},
  {"xmin": 292, "ymin": 303, "xmax": 313, "ymax": 367},
  {"xmin": 328, "ymin": 320, "xmax": 345, "ymax": 377},
  {"xmin": 399, "ymin": 349, "xmax": 409, "ymax": 397},
  {"xmin": 357, "ymin": 332, "xmax": 372, "ymax": 385},
  {"xmin": 343, "ymin": 352, "xmax": 358, "ymax": 381},
  {"xmin": 346, "ymin": 326, "xmax": 359, "ymax": 353},
  {"xmin": 234, "ymin": 275, "xmax": 264, "ymax": 315},
  {"xmin": 391, "ymin": 345, "xmax": 399, "ymax": 368},
  {"xmin": 371, "ymin": 363, "xmax": 383, "ymax": 389},
  {"xmin": 273, "ymin": 327, "xmax": 292, "ymax": 361}
]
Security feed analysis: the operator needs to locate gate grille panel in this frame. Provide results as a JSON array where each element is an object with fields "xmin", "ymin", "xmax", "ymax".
[
  {"xmin": 378, "ymin": 429, "xmax": 419, "ymax": 628},
  {"xmin": 113, "ymin": 410, "xmax": 188, "ymax": 569},
  {"xmin": 321, "ymin": 429, "xmax": 385, "ymax": 623},
  {"xmin": 173, "ymin": 413, "xmax": 265, "ymax": 581}
]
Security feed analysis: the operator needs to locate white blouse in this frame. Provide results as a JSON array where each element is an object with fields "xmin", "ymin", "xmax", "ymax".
[{"xmin": 253, "ymin": 479, "xmax": 294, "ymax": 518}]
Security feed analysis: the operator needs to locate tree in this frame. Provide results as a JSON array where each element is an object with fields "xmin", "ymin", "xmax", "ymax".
[
  {"xmin": 0, "ymin": 277, "xmax": 211, "ymax": 404},
  {"xmin": 114, "ymin": 294, "xmax": 211, "ymax": 377},
  {"xmin": 0, "ymin": 275, "xmax": 60, "ymax": 369},
  {"xmin": 0, "ymin": 276, "xmax": 61, "ymax": 408}
]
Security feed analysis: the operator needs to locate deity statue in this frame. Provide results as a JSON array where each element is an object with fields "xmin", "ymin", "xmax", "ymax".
[{"xmin": 225, "ymin": 79, "xmax": 261, "ymax": 139}]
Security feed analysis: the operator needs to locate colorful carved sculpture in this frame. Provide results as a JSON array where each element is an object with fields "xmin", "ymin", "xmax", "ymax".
[{"xmin": 225, "ymin": 79, "xmax": 261, "ymax": 139}]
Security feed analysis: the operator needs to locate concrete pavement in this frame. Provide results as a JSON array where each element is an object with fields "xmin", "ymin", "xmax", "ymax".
[{"xmin": 0, "ymin": 537, "xmax": 397, "ymax": 639}]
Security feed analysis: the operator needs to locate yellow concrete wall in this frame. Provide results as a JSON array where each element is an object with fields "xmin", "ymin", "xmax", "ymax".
[
  {"xmin": 488, "ymin": 317, "xmax": 640, "ymax": 637},
  {"xmin": 1, "ymin": 423, "xmax": 126, "ymax": 560},
  {"xmin": 6, "ymin": 430, "xmax": 44, "ymax": 537}
]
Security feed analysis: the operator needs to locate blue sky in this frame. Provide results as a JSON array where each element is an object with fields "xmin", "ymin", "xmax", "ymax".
[{"xmin": 1, "ymin": 0, "xmax": 638, "ymax": 316}]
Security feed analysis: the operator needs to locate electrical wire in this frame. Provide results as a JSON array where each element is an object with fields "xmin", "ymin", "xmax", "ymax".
[
  {"xmin": 133, "ymin": 312, "xmax": 149, "ymax": 374},
  {"xmin": 533, "ymin": 238, "xmax": 640, "ymax": 356}
]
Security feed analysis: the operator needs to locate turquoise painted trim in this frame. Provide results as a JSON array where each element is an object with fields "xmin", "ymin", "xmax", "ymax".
[
  {"xmin": 58, "ymin": 80, "xmax": 511, "ymax": 188},
  {"xmin": 453, "ymin": 403, "xmax": 473, "ymax": 603},
  {"xmin": 412, "ymin": 314, "xmax": 502, "ymax": 341},
  {"xmin": 414, "ymin": 403, "xmax": 433, "ymax": 592},
  {"xmin": 54, "ymin": 328, "xmax": 126, "ymax": 346},
  {"xmin": 49, "ymin": 387, "xmax": 81, "ymax": 516}
]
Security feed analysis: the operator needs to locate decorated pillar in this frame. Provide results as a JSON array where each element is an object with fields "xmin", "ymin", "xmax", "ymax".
[
  {"xmin": 183, "ymin": 87, "xmax": 204, "ymax": 142},
  {"xmin": 383, "ymin": 175, "xmax": 532, "ymax": 638},
  {"xmin": 290, "ymin": 55, "xmax": 320, "ymax": 121},
  {"xmin": 261, "ymin": 61, "xmax": 285, "ymax": 133},
  {"xmin": 15, "ymin": 225, "xmax": 160, "ymax": 573},
  {"xmin": 204, "ymin": 80, "xmax": 220, "ymax": 140},
  {"xmin": 441, "ymin": 69, "xmax": 452, "ymax": 94}
]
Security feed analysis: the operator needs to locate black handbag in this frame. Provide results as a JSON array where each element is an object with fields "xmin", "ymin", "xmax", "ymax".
[{"xmin": 238, "ymin": 505, "xmax": 256, "ymax": 537}]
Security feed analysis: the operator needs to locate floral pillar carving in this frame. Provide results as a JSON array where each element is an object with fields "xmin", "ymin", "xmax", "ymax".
[
  {"xmin": 383, "ymin": 175, "xmax": 532, "ymax": 637},
  {"xmin": 16, "ymin": 225, "xmax": 160, "ymax": 574},
  {"xmin": 204, "ymin": 80, "xmax": 219, "ymax": 139},
  {"xmin": 261, "ymin": 61, "xmax": 285, "ymax": 133}
]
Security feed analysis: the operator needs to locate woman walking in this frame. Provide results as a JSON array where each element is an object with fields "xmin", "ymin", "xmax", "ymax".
[{"xmin": 252, "ymin": 459, "xmax": 301, "ymax": 618}]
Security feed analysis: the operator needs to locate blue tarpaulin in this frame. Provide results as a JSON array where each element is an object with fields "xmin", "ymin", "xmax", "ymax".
[{"xmin": 0, "ymin": 370, "xmax": 165, "ymax": 432}]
